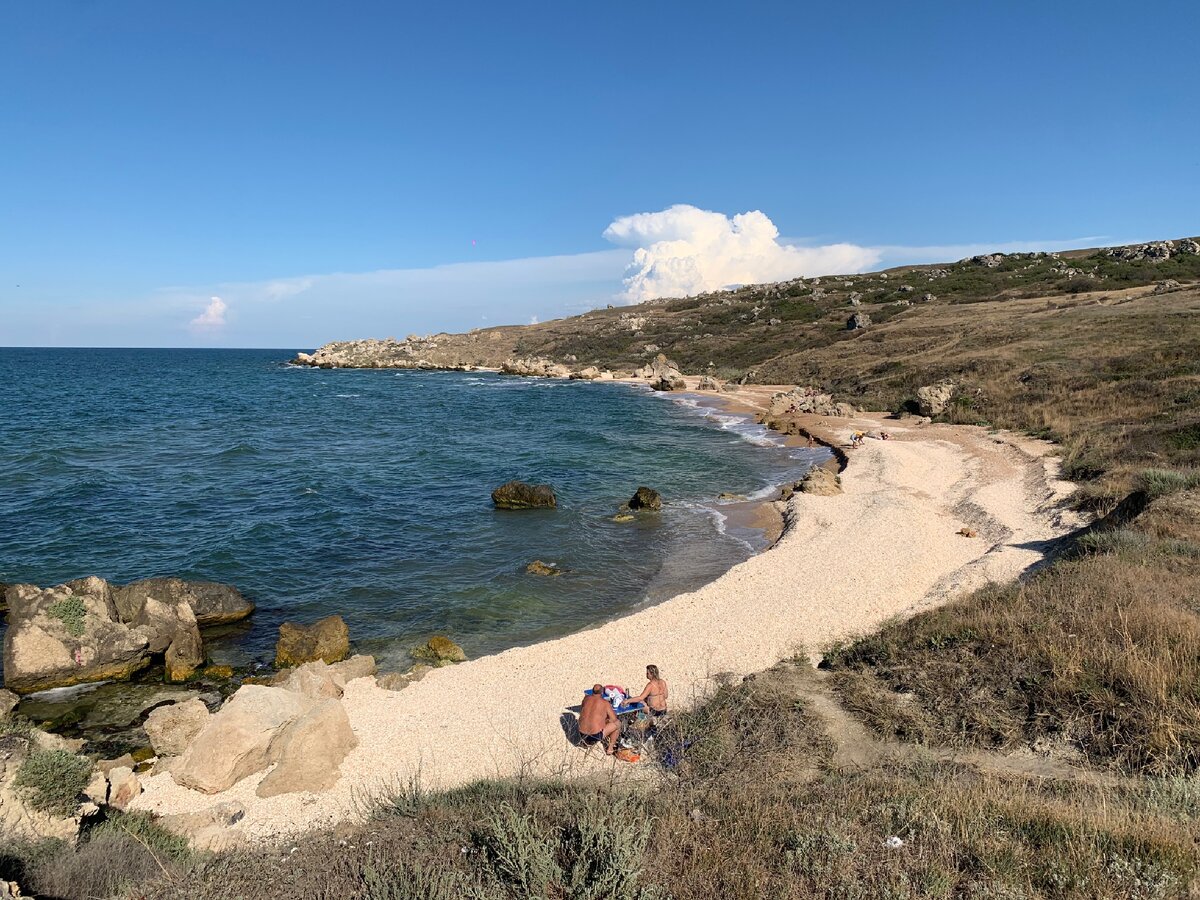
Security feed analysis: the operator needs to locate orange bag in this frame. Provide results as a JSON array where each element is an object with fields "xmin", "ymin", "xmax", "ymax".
[{"xmin": 615, "ymin": 747, "xmax": 641, "ymax": 763}]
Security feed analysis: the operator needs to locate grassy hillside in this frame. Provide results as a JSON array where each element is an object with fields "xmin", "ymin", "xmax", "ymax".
[{"xmin": 4, "ymin": 239, "xmax": 1200, "ymax": 899}]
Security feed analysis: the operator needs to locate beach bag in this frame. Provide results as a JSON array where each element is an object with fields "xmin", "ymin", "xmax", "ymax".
[{"xmin": 614, "ymin": 747, "xmax": 640, "ymax": 763}]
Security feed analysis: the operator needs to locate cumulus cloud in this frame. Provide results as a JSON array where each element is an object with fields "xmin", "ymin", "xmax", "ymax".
[
  {"xmin": 603, "ymin": 204, "xmax": 880, "ymax": 302},
  {"xmin": 190, "ymin": 296, "xmax": 227, "ymax": 328}
]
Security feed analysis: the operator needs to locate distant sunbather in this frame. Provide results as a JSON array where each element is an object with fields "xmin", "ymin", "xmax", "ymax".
[
  {"xmin": 578, "ymin": 682, "xmax": 621, "ymax": 754},
  {"xmin": 628, "ymin": 665, "xmax": 668, "ymax": 717}
]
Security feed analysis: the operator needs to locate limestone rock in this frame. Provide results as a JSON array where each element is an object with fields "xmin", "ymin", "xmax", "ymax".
[
  {"xmin": 255, "ymin": 699, "xmax": 357, "ymax": 798},
  {"xmin": 143, "ymin": 698, "xmax": 210, "ymax": 758},
  {"xmin": 766, "ymin": 386, "xmax": 855, "ymax": 419},
  {"xmin": 0, "ymin": 734, "xmax": 83, "ymax": 844},
  {"xmin": 376, "ymin": 665, "xmax": 431, "ymax": 691},
  {"xmin": 799, "ymin": 467, "xmax": 842, "ymax": 496},
  {"xmin": 173, "ymin": 685, "xmax": 316, "ymax": 794},
  {"xmin": 274, "ymin": 615, "xmax": 350, "ymax": 668},
  {"xmin": 967, "ymin": 253, "xmax": 1004, "ymax": 268},
  {"xmin": 628, "ymin": 486, "xmax": 663, "ymax": 511},
  {"xmin": 501, "ymin": 357, "xmax": 571, "ymax": 378},
  {"xmin": 491, "ymin": 480, "xmax": 557, "ymax": 510},
  {"xmin": 916, "ymin": 382, "xmax": 956, "ymax": 417},
  {"xmin": 570, "ymin": 366, "xmax": 603, "ymax": 380},
  {"xmin": 412, "ymin": 635, "xmax": 466, "ymax": 664},
  {"xmin": 158, "ymin": 801, "xmax": 246, "ymax": 852},
  {"xmin": 276, "ymin": 660, "xmax": 345, "ymax": 699},
  {"xmin": 106, "ymin": 766, "xmax": 141, "ymax": 811},
  {"xmin": 0, "ymin": 690, "xmax": 17, "ymax": 718},
  {"xmin": 1154, "ymin": 279, "xmax": 1182, "ymax": 295},
  {"xmin": 847, "ymin": 313, "xmax": 872, "ymax": 330},
  {"xmin": 328, "ymin": 654, "xmax": 378, "ymax": 684},
  {"xmin": 697, "ymin": 375, "xmax": 722, "ymax": 391},
  {"xmin": 115, "ymin": 578, "xmax": 254, "ymax": 628},
  {"xmin": 644, "ymin": 354, "xmax": 686, "ymax": 392},
  {"xmin": 525, "ymin": 560, "xmax": 562, "ymax": 576},
  {"xmin": 83, "ymin": 770, "xmax": 108, "ymax": 805},
  {"xmin": 2, "ymin": 579, "xmax": 151, "ymax": 694}
]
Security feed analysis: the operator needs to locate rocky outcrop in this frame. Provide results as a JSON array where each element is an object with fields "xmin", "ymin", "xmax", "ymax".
[
  {"xmin": 1154, "ymin": 279, "xmax": 1182, "ymax": 294},
  {"xmin": 174, "ymin": 685, "xmax": 316, "ymax": 794},
  {"xmin": 144, "ymin": 698, "xmax": 211, "ymax": 757},
  {"xmin": 492, "ymin": 480, "xmax": 557, "ymax": 509},
  {"xmin": 847, "ymin": 313, "xmax": 871, "ymax": 330},
  {"xmin": 501, "ymin": 357, "xmax": 571, "ymax": 378},
  {"xmin": 0, "ymin": 690, "xmax": 17, "ymax": 719},
  {"xmin": 637, "ymin": 354, "xmax": 686, "ymax": 391},
  {"xmin": 966, "ymin": 253, "xmax": 1005, "ymax": 268},
  {"xmin": 525, "ymin": 560, "xmax": 562, "ymax": 576},
  {"xmin": 116, "ymin": 591, "xmax": 204, "ymax": 682},
  {"xmin": 628, "ymin": 486, "xmax": 663, "ymax": 511},
  {"xmin": 1105, "ymin": 240, "xmax": 1198, "ymax": 262},
  {"xmin": 697, "ymin": 375, "xmax": 722, "ymax": 391},
  {"xmin": 2, "ymin": 578, "xmax": 151, "ymax": 694},
  {"xmin": 291, "ymin": 336, "xmax": 483, "ymax": 371},
  {"xmin": 412, "ymin": 636, "xmax": 466, "ymax": 664},
  {"xmin": 255, "ymin": 699, "xmax": 356, "ymax": 798},
  {"xmin": 376, "ymin": 665, "xmax": 432, "ymax": 691},
  {"xmin": 570, "ymin": 366, "xmax": 605, "ymax": 380},
  {"xmin": 798, "ymin": 467, "xmax": 842, "ymax": 496},
  {"xmin": 274, "ymin": 615, "xmax": 350, "ymax": 668},
  {"xmin": 766, "ymin": 387, "xmax": 856, "ymax": 419},
  {"xmin": 916, "ymin": 382, "xmax": 956, "ymax": 417},
  {"xmin": 115, "ymin": 578, "xmax": 254, "ymax": 628}
]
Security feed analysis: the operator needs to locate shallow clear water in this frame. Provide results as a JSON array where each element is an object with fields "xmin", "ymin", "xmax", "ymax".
[{"xmin": 0, "ymin": 348, "xmax": 826, "ymax": 672}]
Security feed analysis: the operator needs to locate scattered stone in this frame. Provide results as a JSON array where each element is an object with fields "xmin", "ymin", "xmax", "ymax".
[
  {"xmin": 256, "ymin": 699, "xmax": 357, "ymax": 798},
  {"xmin": 376, "ymin": 665, "xmax": 432, "ymax": 692},
  {"xmin": 1154, "ymin": 279, "xmax": 1182, "ymax": 294},
  {"xmin": 83, "ymin": 770, "xmax": 108, "ymax": 805},
  {"xmin": 106, "ymin": 766, "xmax": 141, "ymax": 811},
  {"xmin": 328, "ymin": 655, "xmax": 378, "ymax": 684},
  {"xmin": 628, "ymin": 486, "xmax": 663, "ymax": 511},
  {"xmin": 798, "ymin": 467, "xmax": 842, "ymax": 496},
  {"xmin": 612, "ymin": 513, "xmax": 635, "ymax": 523},
  {"xmin": 957, "ymin": 527, "xmax": 978, "ymax": 538},
  {"xmin": 143, "ymin": 698, "xmax": 211, "ymax": 757},
  {"xmin": 158, "ymin": 801, "xmax": 246, "ymax": 852},
  {"xmin": 276, "ymin": 660, "xmax": 345, "ymax": 700},
  {"xmin": 916, "ymin": 382, "xmax": 956, "ymax": 417},
  {"xmin": 412, "ymin": 636, "xmax": 466, "ymax": 665},
  {"xmin": 115, "ymin": 578, "xmax": 254, "ymax": 628},
  {"xmin": 847, "ymin": 313, "xmax": 871, "ymax": 330},
  {"xmin": 848, "ymin": 292, "xmax": 862, "ymax": 306},
  {"xmin": 0, "ymin": 690, "xmax": 17, "ymax": 718},
  {"xmin": 274, "ymin": 615, "xmax": 350, "ymax": 668},
  {"xmin": 898, "ymin": 285, "xmax": 914, "ymax": 293},
  {"xmin": 491, "ymin": 480, "xmax": 557, "ymax": 510},
  {"xmin": 718, "ymin": 492, "xmax": 746, "ymax": 501},
  {"xmin": 921, "ymin": 293, "xmax": 937, "ymax": 302},
  {"xmin": 525, "ymin": 560, "xmax": 562, "ymax": 576},
  {"xmin": 97, "ymin": 754, "xmax": 136, "ymax": 775}
]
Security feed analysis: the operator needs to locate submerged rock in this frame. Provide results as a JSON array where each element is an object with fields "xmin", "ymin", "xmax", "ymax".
[
  {"xmin": 525, "ymin": 560, "xmax": 562, "ymax": 576},
  {"xmin": 628, "ymin": 486, "xmax": 663, "ymax": 511},
  {"xmin": 492, "ymin": 480, "xmax": 557, "ymax": 510},
  {"xmin": 412, "ymin": 635, "xmax": 466, "ymax": 665},
  {"xmin": 274, "ymin": 615, "xmax": 350, "ymax": 668}
]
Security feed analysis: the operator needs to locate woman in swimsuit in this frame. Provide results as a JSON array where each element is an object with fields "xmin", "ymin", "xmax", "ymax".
[{"xmin": 629, "ymin": 664, "xmax": 668, "ymax": 717}]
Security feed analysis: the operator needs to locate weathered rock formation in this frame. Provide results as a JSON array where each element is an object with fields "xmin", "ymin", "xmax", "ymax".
[
  {"xmin": 492, "ymin": 480, "xmax": 557, "ymax": 509},
  {"xmin": 697, "ymin": 375, "xmax": 722, "ymax": 391},
  {"xmin": 158, "ymin": 801, "xmax": 246, "ymax": 852},
  {"xmin": 628, "ymin": 486, "xmax": 663, "ymax": 511},
  {"xmin": 0, "ymin": 690, "xmax": 17, "ymax": 719},
  {"xmin": 0, "ymin": 731, "xmax": 87, "ymax": 843},
  {"xmin": 144, "ymin": 698, "xmax": 211, "ymax": 757},
  {"xmin": 637, "ymin": 354, "xmax": 686, "ymax": 391},
  {"xmin": 115, "ymin": 578, "xmax": 254, "ymax": 628},
  {"xmin": 255, "ymin": 699, "xmax": 357, "ymax": 798},
  {"xmin": 847, "ymin": 313, "xmax": 871, "ymax": 330},
  {"xmin": 501, "ymin": 356, "xmax": 571, "ymax": 378},
  {"xmin": 798, "ymin": 467, "xmax": 842, "ymax": 496},
  {"xmin": 274, "ymin": 615, "xmax": 350, "ymax": 668},
  {"xmin": 916, "ymin": 382, "xmax": 956, "ymax": 417},
  {"xmin": 412, "ymin": 635, "xmax": 466, "ymax": 664},
  {"xmin": 765, "ymin": 387, "xmax": 855, "ymax": 419},
  {"xmin": 525, "ymin": 560, "xmax": 562, "ymax": 576}
]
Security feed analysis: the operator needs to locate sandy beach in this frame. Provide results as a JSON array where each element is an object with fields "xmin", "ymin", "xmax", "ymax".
[{"xmin": 131, "ymin": 385, "xmax": 1084, "ymax": 839}]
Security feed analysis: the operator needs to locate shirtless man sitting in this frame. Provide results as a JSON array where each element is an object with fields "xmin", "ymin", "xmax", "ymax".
[{"xmin": 578, "ymin": 683, "xmax": 621, "ymax": 754}]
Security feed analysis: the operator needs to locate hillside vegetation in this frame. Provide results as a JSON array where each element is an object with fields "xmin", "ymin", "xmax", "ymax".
[{"xmin": 5, "ymin": 239, "xmax": 1200, "ymax": 899}]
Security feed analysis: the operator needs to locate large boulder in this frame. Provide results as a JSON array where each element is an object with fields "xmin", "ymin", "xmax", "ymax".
[
  {"xmin": 697, "ymin": 375, "xmax": 722, "ymax": 391},
  {"xmin": 628, "ymin": 486, "xmax": 663, "ymax": 511},
  {"xmin": 570, "ymin": 366, "xmax": 603, "ymax": 380},
  {"xmin": 847, "ymin": 313, "xmax": 872, "ymax": 330},
  {"xmin": 492, "ymin": 481, "xmax": 557, "ymax": 510},
  {"xmin": 106, "ymin": 766, "xmax": 141, "ymax": 811},
  {"xmin": 916, "ymin": 382, "xmax": 956, "ymax": 417},
  {"xmin": 766, "ymin": 387, "xmax": 856, "ymax": 419},
  {"xmin": 117, "ymin": 593, "xmax": 205, "ymax": 683},
  {"xmin": 274, "ymin": 660, "xmax": 345, "ymax": 699},
  {"xmin": 115, "ymin": 579, "xmax": 254, "ymax": 628},
  {"xmin": 143, "ymin": 698, "xmax": 210, "ymax": 757},
  {"xmin": 255, "ymin": 699, "xmax": 357, "ymax": 798},
  {"xmin": 2, "ymin": 578, "xmax": 151, "ymax": 694},
  {"xmin": 274, "ymin": 615, "xmax": 350, "ymax": 668},
  {"xmin": 173, "ymin": 685, "xmax": 315, "ymax": 794}
]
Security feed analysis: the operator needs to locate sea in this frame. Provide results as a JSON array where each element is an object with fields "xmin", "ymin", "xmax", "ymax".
[{"xmin": 0, "ymin": 348, "xmax": 827, "ymax": 676}]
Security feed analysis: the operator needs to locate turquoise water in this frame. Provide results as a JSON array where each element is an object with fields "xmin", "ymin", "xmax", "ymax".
[{"xmin": 0, "ymin": 349, "xmax": 826, "ymax": 672}]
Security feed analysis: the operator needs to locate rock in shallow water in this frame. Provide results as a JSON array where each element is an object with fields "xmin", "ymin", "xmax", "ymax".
[
  {"xmin": 628, "ymin": 486, "xmax": 663, "ymax": 511},
  {"xmin": 274, "ymin": 615, "xmax": 350, "ymax": 668},
  {"xmin": 412, "ymin": 635, "xmax": 466, "ymax": 664},
  {"xmin": 491, "ymin": 480, "xmax": 557, "ymax": 509},
  {"xmin": 525, "ymin": 560, "xmax": 562, "ymax": 576},
  {"xmin": 115, "ymin": 578, "xmax": 254, "ymax": 628}
]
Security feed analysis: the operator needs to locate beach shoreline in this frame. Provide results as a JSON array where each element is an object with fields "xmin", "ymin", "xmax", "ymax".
[{"xmin": 130, "ymin": 378, "xmax": 1087, "ymax": 840}]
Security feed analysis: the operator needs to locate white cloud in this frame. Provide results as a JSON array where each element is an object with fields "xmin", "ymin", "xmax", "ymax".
[
  {"xmin": 603, "ymin": 204, "xmax": 880, "ymax": 302},
  {"xmin": 189, "ymin": 296, "xmax": 227, "ymax": 329}
]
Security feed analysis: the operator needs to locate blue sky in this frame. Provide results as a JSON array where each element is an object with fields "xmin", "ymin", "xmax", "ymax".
[{"xmin": 2, "ymin": 1, "xmax": 1197, "ymax": 347}]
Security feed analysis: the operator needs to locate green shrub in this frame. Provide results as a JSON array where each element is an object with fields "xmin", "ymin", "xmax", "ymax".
[
  {"xmin": 14, "ymin": 749, "xmax": 92, "ymax": 816},
  {"xmin": 562, "ymin": 792, "xmax": 656, "ymax": 900},
  {"xmin": 47, "ymin": 596, "xmax": 86, "ymax": 637},
  {"xmin": 1140, "ymin": 468, "xmax": 1200, "ymax": 498},
  {"xmin": 481, "ymin": 802, "xmax": 559, "ymax": 898}
]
